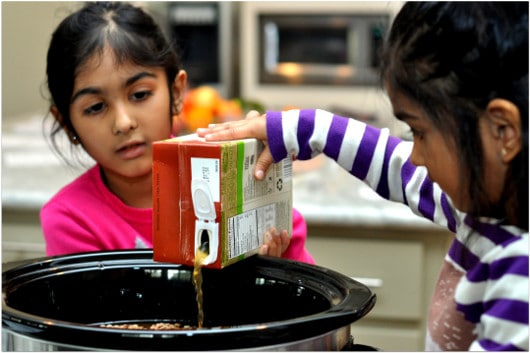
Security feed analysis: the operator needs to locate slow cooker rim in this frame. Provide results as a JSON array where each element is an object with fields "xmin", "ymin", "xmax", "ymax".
[
  {"xmin": 2, "ymin": 250, "xmax": 376, "ymax": 350},
  {"xmin": 2, "ymin": 299, "xmax": 360, "ymax": 335},
  {"xmin": 2, "ymin": 250, "xmax": 371, "ymax": 305},
  {"xmin": 3, "ymin": 297, "xmax": 370, "ymax": 350}
]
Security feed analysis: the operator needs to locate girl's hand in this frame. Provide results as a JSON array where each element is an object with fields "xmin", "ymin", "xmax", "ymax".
[
  {"xmin": 258, "ymin": 227, "xmax": 291, "ymax": 258},
  {"xmin": 197, "ymin": 110, "xmax": 274, "ymax": 180}
]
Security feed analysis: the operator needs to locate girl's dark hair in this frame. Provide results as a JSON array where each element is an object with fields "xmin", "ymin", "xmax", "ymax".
[
  {"xmin": 381, "ymin": 2, "xmax": 528, "ymax": 230},
  {"xmin": 46, "ymin": 1, "xmax": 181, "ymax": 164}
]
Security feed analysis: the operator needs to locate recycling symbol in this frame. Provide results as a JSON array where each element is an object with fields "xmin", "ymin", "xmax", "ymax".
[{"xmin": 276, "ymin": 178, "xmax": 283, "ymax": 191}]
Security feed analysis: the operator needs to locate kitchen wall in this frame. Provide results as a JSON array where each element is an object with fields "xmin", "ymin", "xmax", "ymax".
[
  {"xmin": 1, "ymin": 2, "xmax": 170, "ymax": 122},
  {"xmin": 2, "ymin": 2, "xmax": 75, "ymax": 121},
  {"xmin": 2, "ymin": 2, "xmax": 404, "ymax": 120}
]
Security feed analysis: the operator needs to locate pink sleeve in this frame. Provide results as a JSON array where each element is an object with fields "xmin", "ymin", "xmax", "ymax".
[{"xmin": 281, "ymin": 208, "xmax": 316, "ymax": 264}]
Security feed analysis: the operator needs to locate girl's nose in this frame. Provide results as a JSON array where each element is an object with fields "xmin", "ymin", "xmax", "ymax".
[{"xmin": 113, "ymin": 106, "xmax": 138, "ymax": 135}]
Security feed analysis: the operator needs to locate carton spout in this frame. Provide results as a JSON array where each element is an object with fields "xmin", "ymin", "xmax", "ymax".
[
  {"xmin": 191, "ymin": 178, "xmax": 219, "ymax": 265},
  {"xmin": 199, "ymin": 230, "xmax": 210, "ymax": 255}
]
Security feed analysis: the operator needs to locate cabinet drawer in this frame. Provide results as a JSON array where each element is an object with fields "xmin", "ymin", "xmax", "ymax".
[
  {"xmin": 2, "ymin": 220, "xmax": 46, "ymax": 262},
  {"xmin": 351, "ymin": 323, "xmax": 423, "ymax": 351},
  {"xmin": 306, "ymin": 237, "xmax": 423, "ymax": 320}
]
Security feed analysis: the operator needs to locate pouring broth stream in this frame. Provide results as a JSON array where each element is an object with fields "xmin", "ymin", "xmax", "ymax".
[{"xmin": 193, "ymin": 248, "xmax": 208, "ymax": 328}]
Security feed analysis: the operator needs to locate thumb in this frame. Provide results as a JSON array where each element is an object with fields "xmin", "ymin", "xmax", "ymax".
[
  {"xmin": 245, "ymin": 110, "xmax": 262, "ymax": 120},
  {"xmin": 255, "ymin": 146, "xmax": 274, "ymax": 180}
]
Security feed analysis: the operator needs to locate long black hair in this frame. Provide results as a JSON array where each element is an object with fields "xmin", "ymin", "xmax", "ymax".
[
  {"xmin": 381, "ymin": 2, "xmax": 528, "ymax": 230},
  {"xmin": 46, "ymin": 2, "xmax": 182, "ymax": 164}
]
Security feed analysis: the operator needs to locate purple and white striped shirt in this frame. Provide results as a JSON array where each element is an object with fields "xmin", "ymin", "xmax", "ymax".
[{"xmin": 266, "ymin": 109, "xmax": 528, "ymax": 351}]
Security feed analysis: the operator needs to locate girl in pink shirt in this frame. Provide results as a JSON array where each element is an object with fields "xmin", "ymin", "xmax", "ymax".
[{"xmin": 41, "ymin": 2, "xmax": 314, "ymax": 264}]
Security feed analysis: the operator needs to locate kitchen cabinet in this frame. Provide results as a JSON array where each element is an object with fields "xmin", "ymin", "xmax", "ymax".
[
  {"xmin": 2, "ymin": 209, "xmax": 45, "ymax": 263},
  {"xmin": 304, "ymin": 224, "xmax": 452, "ymax": 351}
]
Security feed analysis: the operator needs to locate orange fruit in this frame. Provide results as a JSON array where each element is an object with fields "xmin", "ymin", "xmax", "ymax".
[
  {"xmin": 184, "ymin": 106, "xmax": 215, "ymax": 131},
  {"xmin": 216, "ymin": 99, "xmax": 243, "ymax": 123},
  {"xmin": 186, "ymin": 86, "xmax": 221, "ymax": 110}
]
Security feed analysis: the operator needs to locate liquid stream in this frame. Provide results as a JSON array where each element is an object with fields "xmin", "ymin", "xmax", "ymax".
[
  {"xmin": 192, "ymin": 249, "xmax": 208, "ymax": 328},
  {"xmin": 100, "ymin": 250, "xmax": 209, "ymax": 330}
]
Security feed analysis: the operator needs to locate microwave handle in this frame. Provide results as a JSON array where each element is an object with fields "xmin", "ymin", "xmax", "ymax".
[{"xmin": 263, "ymin": 22, "xmax": 279, "ymax": 73}]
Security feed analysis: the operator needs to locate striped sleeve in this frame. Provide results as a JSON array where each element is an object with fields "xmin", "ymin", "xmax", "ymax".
[{"xmin": 266, "ymin": 109, "xmax": 458, "ymax": 230}]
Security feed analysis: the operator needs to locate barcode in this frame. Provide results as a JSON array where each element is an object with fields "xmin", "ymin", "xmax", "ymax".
[
  {"xmin": 244, "ymin": 156, "xmax": 249, "ymax": 170},
  {"xmin": 282, "ymin": 159, "xmax": 292, "ymax": 178}
]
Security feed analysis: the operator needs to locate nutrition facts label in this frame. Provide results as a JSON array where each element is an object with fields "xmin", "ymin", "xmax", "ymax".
[{"xmin": 227, "ymin": 203, "xmax": 278, "ymax": 258}]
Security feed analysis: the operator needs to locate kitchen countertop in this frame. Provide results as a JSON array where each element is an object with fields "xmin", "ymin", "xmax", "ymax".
[
  {"xmin": 2, "ymin": 114, "xmax": 440, "ymax": 231},
  {"xmin": 292, "ymin": 156, "xmax": 436, "ymax": 229},
  {"xmin": 2, "ymin": 113, "xmax": 92, "ymax": 211}
]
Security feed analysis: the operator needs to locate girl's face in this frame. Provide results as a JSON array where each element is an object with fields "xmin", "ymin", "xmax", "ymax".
[
  {"xmin": 388, "ymin": 85, "xmax": 519, "ymax": 215},
  {"xmin": 68, "ymin": 47, "xmax": 185, "ymax": 184},
  {"xmin": 386, "ymin": 86, "xmax": 468, "ymax": 210}
]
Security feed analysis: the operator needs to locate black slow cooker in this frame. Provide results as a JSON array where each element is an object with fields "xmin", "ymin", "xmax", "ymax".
[{"xmin": 2, "ymin": 250, "xmax": 376, "ymax": 351}]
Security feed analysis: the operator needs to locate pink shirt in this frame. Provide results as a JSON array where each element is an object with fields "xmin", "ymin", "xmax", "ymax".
[{"xmin": 41, "ymin": 165, "xmax": 315, "ymax": 264}]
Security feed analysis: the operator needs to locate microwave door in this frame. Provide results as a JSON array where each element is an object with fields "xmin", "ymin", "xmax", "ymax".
[
  {"xmin": 259, "ymin": 14, "xmax": 388, "ymax": 86},
  {"xmin": 262, "ymin": 19, "xmax": 351, "ymax": 84}
]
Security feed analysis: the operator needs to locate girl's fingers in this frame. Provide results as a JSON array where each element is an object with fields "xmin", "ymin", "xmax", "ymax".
[
  {"xmin": 280, "ymin": 230, "xmax": 290, "ymax": 253},
  {"xmin": 255, "ymin": 147, "xmax": 274, "ymax": 180},
  {"xmin": 261, "ymin": 228, "xmax": 282, "ymax": 257},
  {"xmin": 245, "ymin": 110, "xmax": 262, "ymax": 120},
  {"xmin": 259, "ymin": 228, "xmax": 290, "ymax": 258},
  {"xmin": 197, "ymin": 114, "xmax": 267, "ymax": 141},
  {"xmin": 196, "ymin": 114, "xmax": 273, "ymax": 180},
  {"xmin": 258, "ymin": 244, "xmax": 269, "ymax": 256}
]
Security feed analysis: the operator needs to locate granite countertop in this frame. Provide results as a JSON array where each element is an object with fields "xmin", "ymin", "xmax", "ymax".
[
  {"xmin": 2, "ymin": 114, "xmax": 438, "ymax": 230},
  {"xmin": 291, "ymin": 156, "xmax": 436, "ymax": 229}
]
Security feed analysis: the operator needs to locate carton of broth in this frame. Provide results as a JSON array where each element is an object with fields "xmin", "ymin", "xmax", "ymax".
[{"xmin": 152, "ymin": 134, "xmax": 293, "ymax": 269}]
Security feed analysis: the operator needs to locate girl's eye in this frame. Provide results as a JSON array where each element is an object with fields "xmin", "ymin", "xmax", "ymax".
[
  {"xmin": 131, "ymin": 90, "xmax": 152, "ymax": 101},
  {"xmin": 83, "ymin": 102, "xmax": 105, "ymax": 115}
]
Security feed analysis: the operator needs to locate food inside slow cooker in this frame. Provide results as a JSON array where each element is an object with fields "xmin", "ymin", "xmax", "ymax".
[{"xmin": 100, "ymin": 322, "xmax": 195, "ymax": 330}]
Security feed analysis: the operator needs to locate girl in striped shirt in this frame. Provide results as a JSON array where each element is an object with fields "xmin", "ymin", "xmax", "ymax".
[{"xmin": 198, "ymin": 2, "xmax": 528, "ymax": 351}]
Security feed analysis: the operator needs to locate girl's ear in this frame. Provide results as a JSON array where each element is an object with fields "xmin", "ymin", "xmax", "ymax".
[
  {"xmin": 486, "ymin": 98, "xmax": 522, "ymax": 163},
  {"xmin": 171, "ymin": 70, "xmax": 188, "ymax": 115},
  {"xmin": 50, "ymin": 105, "xmax": 62, "ymax": 122},
  {"xmin": 170, "ymin": 70, "xmax": 188, "ymax": 136},
  {"xmin": 50, "ymin": 105, "xmax": 80, "ymax": 145}
]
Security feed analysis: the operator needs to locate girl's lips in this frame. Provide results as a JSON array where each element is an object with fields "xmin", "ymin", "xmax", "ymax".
[{"xmin": 116, "ymin": 142, "xmax": 147, "ymax": 160}]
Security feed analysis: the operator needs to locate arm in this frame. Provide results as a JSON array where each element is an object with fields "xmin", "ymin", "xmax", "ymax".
[
  {"xmin": 271, "ymin": 109, "xmax": 458, "ymax": 231},
  {"xmin": 200, "ymin": 109, "xmax": 458, "ymax": 232}
]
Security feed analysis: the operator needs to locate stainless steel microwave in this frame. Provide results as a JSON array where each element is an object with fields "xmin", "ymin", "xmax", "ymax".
[{"xmin": 258, "ymin": 13, "xmax": 389, "ymax": 86}]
